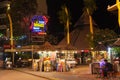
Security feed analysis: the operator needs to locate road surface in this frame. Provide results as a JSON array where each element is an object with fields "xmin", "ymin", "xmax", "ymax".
[{"xmin": 0, "ymin": 70, "xmax": 49, "ymax": 80}]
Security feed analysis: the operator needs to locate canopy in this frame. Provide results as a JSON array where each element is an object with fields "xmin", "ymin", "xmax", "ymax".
[{"xmin": 94, "ymin": 44, "xmax": 107, "ymax": 51}]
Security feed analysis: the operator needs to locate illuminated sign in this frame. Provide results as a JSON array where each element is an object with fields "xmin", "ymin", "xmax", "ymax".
[
  {"xmin": 34, "ymin": 21, "xmax": 44, "ymax": 27},
  {"xmin": 30, "ymin": 15, "xmax": 48, "ymax": 34}
]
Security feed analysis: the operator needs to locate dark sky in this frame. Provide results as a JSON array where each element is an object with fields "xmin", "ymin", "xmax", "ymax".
[{"xmin": 46, "ymin": 0, "xmax": 119, "ymax": 36}]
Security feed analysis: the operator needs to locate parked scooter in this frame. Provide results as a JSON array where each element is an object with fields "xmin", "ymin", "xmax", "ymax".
[
  {"xmin": 5, "ymin": 61, "xmax": 13, "ymax": 69},
  {"xmin": 5, "ymin": 58, "xmax": 13, "ymax": 69}
]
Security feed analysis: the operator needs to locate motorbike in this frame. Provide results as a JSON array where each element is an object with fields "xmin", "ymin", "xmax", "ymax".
[{"xmin": 5, "ymin": 61, "xmax": 13, "ymax": 69}]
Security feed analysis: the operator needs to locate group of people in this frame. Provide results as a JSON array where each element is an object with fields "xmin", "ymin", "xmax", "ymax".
[{"xmin": 99, "ymin": 59, "xmax": 115, "ymax": 78}]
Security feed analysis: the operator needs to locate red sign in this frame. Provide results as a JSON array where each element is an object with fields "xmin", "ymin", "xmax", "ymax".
[
  {"xmin": 3, "ymin": 45, "xmax": 15, "ymax": 49},
  {"xmin": 3, "ymin": 45, "xmax": 11, "ymax": 49}
]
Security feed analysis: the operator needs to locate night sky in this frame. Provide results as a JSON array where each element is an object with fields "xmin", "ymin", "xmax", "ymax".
[{"xmin": 46, "ymin": 0, "xmax": 120, "ymax": 37}]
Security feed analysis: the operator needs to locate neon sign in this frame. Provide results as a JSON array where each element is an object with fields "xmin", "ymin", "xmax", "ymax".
[
  {"xmin": 34, "ymin": 21, "xmax": 44, "ymax": 27},
  {"xmin": 30, "ymin": 15, "xmax": 48, "ymax": 34}
]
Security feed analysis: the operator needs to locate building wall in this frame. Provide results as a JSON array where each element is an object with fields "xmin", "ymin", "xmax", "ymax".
[{"xmin": 36, "ymin": 0, "xmax": 47, "ymax": 15}]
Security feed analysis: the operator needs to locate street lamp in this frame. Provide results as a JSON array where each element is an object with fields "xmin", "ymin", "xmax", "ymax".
[{"xmin": 7, "ymin": 4, "xmax": 14, "ymax": 65}]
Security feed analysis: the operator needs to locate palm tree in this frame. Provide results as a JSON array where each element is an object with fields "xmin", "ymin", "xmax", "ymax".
[
  {"xmin": 58, "ymin": 4, "xmax": 71, "ymax": 45},
  {"xmin": 116, "ymin": 0, "xmax": 120, "ymax": 27},
  {"xmin": 83, "ymin": 0, "xmax": 97, "ymax": 48}
]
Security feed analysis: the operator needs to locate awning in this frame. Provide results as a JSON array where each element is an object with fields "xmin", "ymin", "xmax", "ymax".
[
  {"xmin": 107, "ymin": 4, "xmax": 118, "ymax": 11},
  {"xmin": 41, "ymin": 41, "xmax": 55, "ymax": 50},
  {"xmin": 107, "ymin": 1, "xmax": 120, "ymax": 11},
  {"xmin": 112, "ymin": 38, "xmax": 120, "ymax": 46},
  {"xmin": 56, "ymin": 44, "xmax": 77, "ymax": 50},
  {"xmin": 94, "ymin": 44, "xmax": 107, "ymax": 51}
]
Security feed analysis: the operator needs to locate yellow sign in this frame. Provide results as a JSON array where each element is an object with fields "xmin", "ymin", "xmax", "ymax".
[{"xmin": 34, "ymin": 21, "xmax": 44, "ymax": 27}]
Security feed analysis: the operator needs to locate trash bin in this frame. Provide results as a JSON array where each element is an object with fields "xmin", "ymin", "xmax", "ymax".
[{"xmin": 90, "ymin": 62, "xmax": 100, "ymax": 74}]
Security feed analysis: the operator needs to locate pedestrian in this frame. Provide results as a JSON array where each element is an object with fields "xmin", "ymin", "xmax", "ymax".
[
  {"xmin": 33, "ymin": 60, "xmax": 37, "ymax": 71},
  {"xmin": 39, "ymin": 58, "xmax": 43, "ymax": 72}
]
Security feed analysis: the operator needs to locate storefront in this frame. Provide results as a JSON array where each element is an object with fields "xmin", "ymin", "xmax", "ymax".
[
  {"xmin": 91, "ymin": 43, "xmax": 108, "ymax": 62},
  {"xmin": 35, "ymin": 50, "xmax": 77, "ymax": 72},
  {"xmin": 36, "ymin": 50, "xmax": 57, "ymax": 72},
  {"xmin": 91, "ymin": 51, "xmax": 107, "ymax": 62},
  {"xmin": 56, "ymin": 50, "xmax": 77, "ymax": 70}
]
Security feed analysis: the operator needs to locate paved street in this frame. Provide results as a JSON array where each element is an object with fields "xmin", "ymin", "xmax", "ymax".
[
  {"xmin": 15, "ymin": 65, "xmax": 120, "ymax": 80},
  {"xmin": 0, "ymin": 69, "xmax": 48, "ymax": 80},
  {"xmin": 14, "ymin": 65, "xmax": 120, "ymax": 80},
  {"xmin": 1, "ymin": 65, "xmax": 120, "ymax": 80}
]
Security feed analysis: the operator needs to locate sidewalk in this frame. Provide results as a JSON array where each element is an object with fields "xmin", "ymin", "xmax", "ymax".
[{"xmin": 14, "ymin": 65, "xmax": 120, "ymax": 80}]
